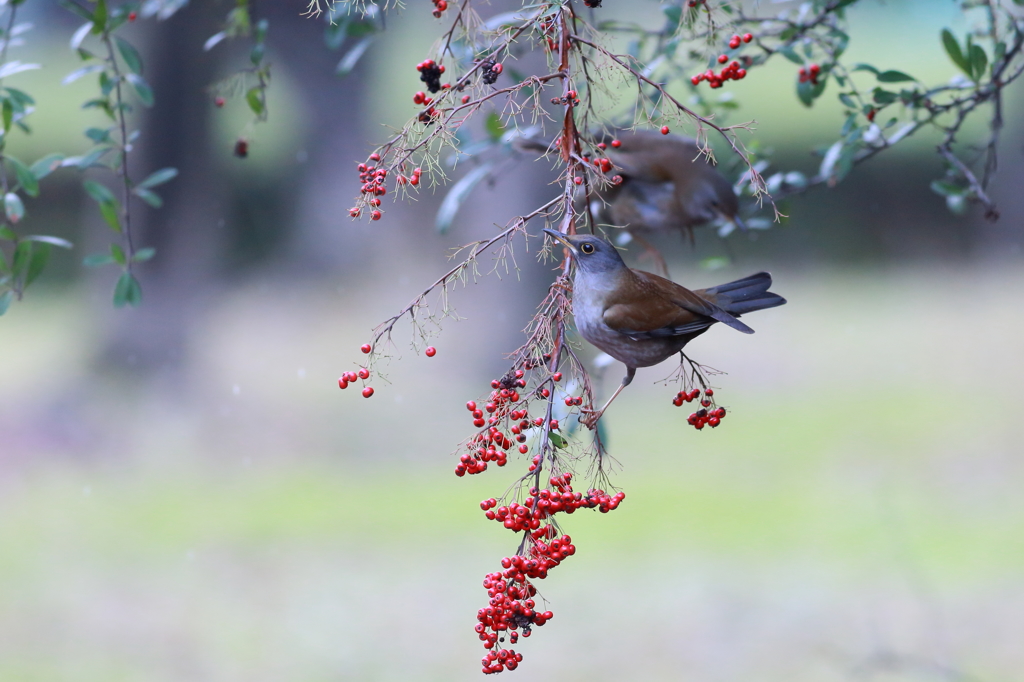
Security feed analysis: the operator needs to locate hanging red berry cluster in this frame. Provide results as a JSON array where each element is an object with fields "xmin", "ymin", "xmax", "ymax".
[
  {"xmin": 671, "ymin": 387, "xmax": 727, "ymax": 430},
  {"xmin": 798, "ymin": 63, "xmax": 821, "ymax": 85},
  {"xmin": 691, "ymin": 34, "xmax": 752, "ymax": 88},
  {"xmin": 474, "ymin": 473, "xmax": 624, "ymax": 674}
]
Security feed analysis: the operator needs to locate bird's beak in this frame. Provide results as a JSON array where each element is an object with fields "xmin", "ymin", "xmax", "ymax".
[{"xmin": 542, "ymin": 228, "xmax": 577, "ymax": 255}]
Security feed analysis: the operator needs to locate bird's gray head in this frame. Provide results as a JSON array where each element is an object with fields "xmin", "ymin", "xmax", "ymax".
[{"xmin": 542, "ymin": 229, "xmax": 627, "ymax": 276}]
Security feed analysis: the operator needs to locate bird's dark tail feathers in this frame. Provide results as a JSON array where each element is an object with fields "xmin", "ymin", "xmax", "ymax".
[{"xmin": 701, "ymin": 272, "xmax": 786, "ymax": 316}]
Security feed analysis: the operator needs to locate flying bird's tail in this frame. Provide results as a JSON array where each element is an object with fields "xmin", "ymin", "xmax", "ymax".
[{"xmin": 699, "ymin": 272, "xmax": 786, "ymax": 316}]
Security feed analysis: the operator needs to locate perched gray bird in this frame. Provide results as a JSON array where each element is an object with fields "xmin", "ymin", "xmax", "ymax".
[{"xmin": 544, "ymin": 228, "xmax": 785, "ymax": 426}]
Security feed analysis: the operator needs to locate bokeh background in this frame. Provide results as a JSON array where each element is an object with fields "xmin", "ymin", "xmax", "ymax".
[{"xmin": 2, "ymin": 1, "xmax": 1023, "ymax": 680}]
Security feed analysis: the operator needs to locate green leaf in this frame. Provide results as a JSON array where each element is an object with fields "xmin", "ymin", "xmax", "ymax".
[
  {"xmin": 838, "ymin": 92, "xmax": 856, "ymax": 108},
  {"xmin": 852, "ymin": 63, "xmax": 880, "ymax": 75},
  {"xmin": 83, "ymin": 179, "xmax": 116, "ymax": 204},
  {"xmin": 109, "ymin": 242, "xmax": 126, "ymax": 265},
  {"xmin": 25, "ymin": 242, "xmax": 50, "ymax": 287},
  {"xmin": 0, "ymin": 226, "xmax": 15, "ymax": 241},
  {"xmin": 85, "ymin": 126, "xmax": 112, "ymax": 143},
  {"xmin": 796, "ymin": 75, "xmax": 827, "ymax": 107},
  {"xmin": 249, "ymin": 43, "xmax": 265, "ymax": 66},
  {"xmin": 58, "ymin": 0, "xmax": 95, "ymax": 22},
  {"xmin": 0, "ymin": 290, "xmax": 12, "ymax": 315},
  {"xmin": 91, "ymin": 0, "xmax": 107, "ymax": 33},
  {"xmin": 115, "ymin": 36, "xmax": 143, "ymax": 74},
  {"xmin": 436, "ymin": 163, "xmax": 493, "ymax": 234},
  {"xmin": 99, "ymin": 200, "xmax": 121, "ymax": 232},
  {"xmin": 7, "ymin": 156, "xmax": 39, "ymax": 197},
  {"xmin": 547, "ymin": 431, "xmax": 568, "ymax": 449},
  {"xmin": 484, "ymin": 112, "xmax": 505, "ymax": 141},
  {"xmin": 876, "ymin": 70, "xmax": 916, "ymax": 83},
  {"xmin": 30, "ymin": 153, "xmax": 65, "ymax": 180},
  {"xmin": 23, "ymin": 235, "xmax": 73, "ymax": 249},
  {"xmin": 113, "ymin": 271, "xmax": 142, "ymax": 307},
  {"xmin": 872, "ymin": 87, "xmax": 898, "ymax": 105},
  {"xmin": 83, "ymin": 253, "xmax": 115, "ymax": 267},
  {"xmin": 662, "ymin": 5, "xmax": 682, "ymax": 32},
  {"xmin": 12, "ymin": 239, "xmax": 31, "ymax": 274},
  {"xmin": 125, "ymin": 73, "xmax": 154, "ymax": 107},
  {"xmin": 137, "ymin": 167, "xmax": 178, "ymax": 189},
  {"xmin": 76, "ymin": 146, "xmax": 112, "ymax": 169},
  {"xmin": 245, "ymin": 87, "xmax": 264, "ymax": 116},
  {"xmin": 777, "ymin": 45, "xmax": 803, "ymax": 65},
  {"xmin": 4, "ymin": 192, "xmax": 24, "ymax": 223},
  {"xmin": 133, "ymin": 247, "xmax": 156, "ymax": 262},
  {"xmin": 5, "ymin": 87, "xmax": 34, "ymax": 109},
  {"xmin": 133, "ymin": 187, "xmax": 162, "ymax": 208},
  {"xmin": 2, "ymin": 99, "xmax": 12, "ymax": 133},
  {"xmin": 336, "ymin": 36, "xmax": 374, "ymax": 76},
  {"xmin": 941, "ymin": 29, "xmax": 971, "ymax": 76},
  {"xmin": 969, "ymin": 43, "xmax": 988, "ymax": 82}
]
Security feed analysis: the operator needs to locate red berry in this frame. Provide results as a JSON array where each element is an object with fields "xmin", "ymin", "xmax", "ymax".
[
  {"xmin": 743, "ymin": 33, "xmax": 753, "ymax": 43},
  {"xmin": 360, "ymin": 344, "xmax": 372, "ymax": 354},
  {"xmin": 467, "ymin": 401, "xmax": 477, "ymax": 411},
  {"xmin": 660, "ymin": 125, "xmax": 670, "ymax": 135},
  {"xmin": 338, "ymin": 378, "xmax": 348, "ymax": 389},
  {"xmin": 492, "ymin": 63, "xmax": 503, "ymax": 74},
  {"xmin": 691, "ymin": 75, "xmax": 700, "ymax": 85},
  {"xmin": 437, "ymin": 0, "xmax": 447, "ymax": 9},
  {"xmin": 718, "ymin": 54, "xmax": 728, "ymax": 64},
  {"xmin": 370, "ymin": 210, "xmax": 381, "ymax": 220},
  {"xmin": 704, "ymin": 388, "xmax": 714, "ymax": 396},
  {"xmin": 610, "ymin": 139, "xmax": 621, "ymax": 148},
  {"xmin": 349, "ymin": 207, "xmax": 361, "ymax": 218},
  {"xmin": 462, "ymin": 95, "xmax": 470, "ymax": 104},
  {"xmin": 214, "ymin": 96, "xmax": 225, "ymax": 107},
  {"xmin": 361, "ymin": 387, "xmax": 374, "ymax": 398},
  {"xmin": 128, "ymin": 11, "xmax": 137, "ymax": 21},
  {"xmin": 729, "ymin": 36, "xmax": 741, "ymax": 49},
  {"xmin": 519, "ymin": 445, "xmax": 528, "ymax": 454},
  {"xmin": 369, "ymin": 153, "xmax": 380, "ymax": 161},
  {"xmin": 552, "ymin": 372, "xmax": 562, "ymax": 382},
  {"xmin": 413, "ymin": 91, "xmax": 425, "ymax": 104},
  {"xmin": 574, "ymin": 176, "xmax": 583, "ymax": 185},
  {"xmin": 425, "ymin": 346, "xmax": 436, "ymax": 357}
]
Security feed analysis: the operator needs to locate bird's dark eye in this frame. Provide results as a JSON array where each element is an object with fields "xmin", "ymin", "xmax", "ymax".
[{"xmin": 580, "ymin": 242, "xmax": 595, "ymax": 254}]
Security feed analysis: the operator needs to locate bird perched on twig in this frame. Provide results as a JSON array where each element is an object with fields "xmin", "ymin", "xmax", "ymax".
[{"xmin": 543, "ymin": 228, "xmax": 784, "ymax": 428}]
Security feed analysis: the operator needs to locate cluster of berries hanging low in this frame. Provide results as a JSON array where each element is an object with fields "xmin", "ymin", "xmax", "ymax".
[
  {"xmin": 691, "ymin": 34, "xmax": 752, "ymax": 88},
  {"xmin": 671, "ymin": 387, "xmax": 727, "ymax": 430},
  {"xmin": 475, "ymin": 473, "xmax": 624, "ymax": 674}
]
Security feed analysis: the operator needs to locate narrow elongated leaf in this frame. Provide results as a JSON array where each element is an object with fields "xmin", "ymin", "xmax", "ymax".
[
  {"xmin": 25, "ymin": 242, "xmax": 51, "ymax": 286},
  {"xmin": 133, "ymin": 187, "xmax": 162, "ymax": 208},
  {"xmin": 70, "ymin": 21, "xmax": 92, "ymax": 50},
  {"xmin": 62, "ymin": 63, "xmax": 104, "ymax": 85},
  {"xmin": 125, "ymin": 73, "xmax": 154, "ymax": 106},
  {"xmin": 115, "ymin": 36, "xmax": 143, "ymax": 74},
  {"xmin": 24, "ymin": 235, "xmax": 73, "ymax": 248},
  {"xmin": 83, "ymin": 253, "xmax": 115, "ymax": 267},
  {"xmin": 30, "ymin": 153, "xmax": 65, "ymax": 180},
  {"xmin": 777, "ymin": 45, "xmax": 804, "ymax": 65},
  {"xmin": 4, "ymin": 192, "xmax": 24, "ymax": 223},
  {"xmin": 113, "ymin": 271, "xmax": 142, "ymax": 307},
  {"xmin": 99, "ymin": 200, "xmax": 121, "ymax": 232},
  {"xmin": 877, "ymin": 70, "xmax": 916, "ymax": 82},
  {"xmin": 204, "ymin": 31, "xmax": 227, "ymax": 52},
  {"xmin": 83, "ymin": 179, "xmax": 116, "ymax": 204},
  {"xmin": 336, "ymin": 36, "xmax": 374, "ymax": 76},
  {"xmin": 133, "ymin": 247, "xmax": 156, "ymax": 262},
  {"xmin": 941, "ymin": 29, "xmax": 970, "ymax": 75},
  {"xmin": 0, "ymin": 61, "xmax": 40, "ymax": 80},
  {"xmin": 137, "ymin": 167, "xmax": 178, "ymax": 189},
  {"xmin": 852, "ymin": 63, "xmax": 880, "ymax": 75},
  {"xmin": 58, "ymin": 0, "xmax": 94, "ymax": 22},
  {"xmin": 2, "ymin": 100, "xmax": 12, "ymax": 133},
  {"xmin": 7, "ymin": 156, "xmax": 38, "ymax": 196},
  {"xmin": 969, "ymin": 43, "xmax": 988, "ymax": 81},
  {"xmin": 436, "ymin": 163, "xmax": 493, "ymax": 234},
  {"xmin": 91, "ymin": 0, "xmax": 107, "ymax": 33}
]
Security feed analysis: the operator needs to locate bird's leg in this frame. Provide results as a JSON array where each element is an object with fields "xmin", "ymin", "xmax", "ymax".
[
  {"xmin": 581, "ymin": 367, "xmax": 635, "ymax": 429},
  {"xmin": 629, "ymin": 232, "xmax": 670, "ymax": 278}
]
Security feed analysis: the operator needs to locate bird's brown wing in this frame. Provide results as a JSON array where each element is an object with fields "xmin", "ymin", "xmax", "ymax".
[{"xmin": 610, "ymin": 270, "xmax": 754, "ymax": 335}]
